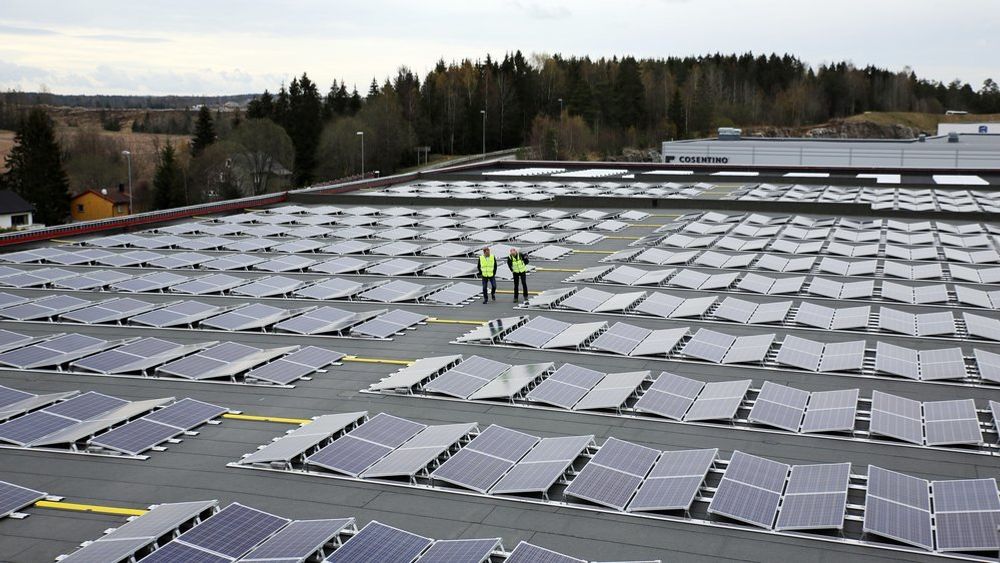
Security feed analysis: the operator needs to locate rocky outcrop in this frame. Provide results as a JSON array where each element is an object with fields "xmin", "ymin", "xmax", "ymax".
[{"xmin": 744, "ymin": 119, "xmax": 922, "ymax": 140}]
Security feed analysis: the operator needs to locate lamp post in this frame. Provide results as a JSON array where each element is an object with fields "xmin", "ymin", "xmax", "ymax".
[
  {"xmin": 480, "ymin": 109, "xmax": 486, "ymax": 159},
  {"xmin": 121, "ymin": 150, "xmax": 133, "ymax": 215},
  {"xmin": 356, "ymin": 131, "xmax": 365, "ymax": 177},
  {"xmin": 558, "ymin": 98, "xmax": 563, "ymax": 121}
]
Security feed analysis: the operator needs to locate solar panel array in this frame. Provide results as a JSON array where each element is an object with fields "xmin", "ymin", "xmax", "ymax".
[
  {"xmin": 369, "ymin": 356, "xmax": 997, "ymax": 453},
  {"xmin": 456, "ymin": 315, "xmax": 1000, "ymax": 387},
  {"xmin": 235, "ymin": 409, "xmax": 1000, "ymax": 555},
  {"xmin": 61, "ymin": 496, "xmax": 609, "ymax": 563},
  {"xmin": 0, "ymin": 387, "xmax": 222, "ymax": 456}
]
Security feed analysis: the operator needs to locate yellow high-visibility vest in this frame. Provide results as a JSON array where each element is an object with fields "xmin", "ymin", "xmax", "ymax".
[
  {"xmin": 479, "ymin": 255, "xmax": 496, "ymax": 277},
  {"xmin": 510, "ymin": 255, "xmax": 527, "ymax": 274}
]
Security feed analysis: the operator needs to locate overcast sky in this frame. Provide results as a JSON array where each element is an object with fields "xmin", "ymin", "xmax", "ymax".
[{"xmin": 1, "ymin": 0, "xmax": 996, "ymax": 96}]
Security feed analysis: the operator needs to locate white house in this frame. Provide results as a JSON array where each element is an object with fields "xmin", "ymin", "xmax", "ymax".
[{"xmin": 0, "ymin": 191, "xmax": 34, "ymax": 229}]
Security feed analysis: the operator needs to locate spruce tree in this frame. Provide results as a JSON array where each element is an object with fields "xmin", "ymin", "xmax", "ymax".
[
  {"xmin": 190, "ymin": 105, "xmax": 216, "ymax": 157},
  {"xmin": 667, "ymin": 88, "xmax": 685, "ymax": 138},
  {"xmin": 2, "ymin": 108, "xmax": 70, "ymax": 225},
  {"xmin": 152, "ymin": 143, "xmax": 184, "ymax": 210}
]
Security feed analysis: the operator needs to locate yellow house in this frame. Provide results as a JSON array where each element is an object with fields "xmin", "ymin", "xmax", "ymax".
[{"xmin": 71, "ymin": 187, "xmax": 132, "ymax": 222}]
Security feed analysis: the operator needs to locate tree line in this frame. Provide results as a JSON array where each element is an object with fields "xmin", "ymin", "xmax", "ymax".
[{"xmin": 241, "ymin": 51, "xmax": 1000, "ymax": 182}]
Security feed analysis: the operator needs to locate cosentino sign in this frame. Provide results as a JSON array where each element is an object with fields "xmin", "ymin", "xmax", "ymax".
[{"xmin": 664, "ymin": 155, "xmax": 730, "ymax": 164}]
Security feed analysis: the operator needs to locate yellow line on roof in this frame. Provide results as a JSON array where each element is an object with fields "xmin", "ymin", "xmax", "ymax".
[
  {"xmin": 35, "ymin": 500, "xmax": 147, "ymax": 517},
  {"xmin": 534, "ymin": 267, "xmax": 583, "ymax": 273},
  {"xmin": 497, "ymin": 289, "xmax": 541, "ymax": 295},
  {"xmin": 222, "ymin": 413, "xmax": 311, "ymax": 425},
  {"xmin": 342, "ymin": 355, "xmax": 415, "ymax": 366},
  {"xmin": 426, "ymin": 317, "xmax": 486, "ymax": 325}
]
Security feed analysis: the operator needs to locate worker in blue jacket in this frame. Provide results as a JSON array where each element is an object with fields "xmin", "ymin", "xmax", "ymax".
[{"xmin": 477, "ymin": 247, "xmax": 497, "ymax": 304}]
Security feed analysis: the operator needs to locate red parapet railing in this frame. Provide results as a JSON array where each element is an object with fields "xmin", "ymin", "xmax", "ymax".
[{"xmin": 0, "ymin": 192, "xmax": 288, "ymax": 247}]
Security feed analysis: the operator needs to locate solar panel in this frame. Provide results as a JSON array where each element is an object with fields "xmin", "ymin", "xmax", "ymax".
[
  {"xmin": 574, "ymin": 370, "xmax": 648, "ymax": 411},
  {"xmin": 111, "ymin": 271, "xmax": 187, "ymax": 292},
  {"xmin": 424, "ymin": 355, "xmax": 511, "ymax": 399},
  {"xmin": 358, "ymin": 280, "xmax": 429, "ymax": 303},
  {"xmin": 564, "ymin": 437, "xmax": 660, "ymax": 510},
  {"xmin": 874, "ymin": 341, "xmax": 919, "ymax": 380},
  {"xmin": 0, "ymin": 480, "xmax": 45, "ymax": 518},
  {"xmin": 868, "ymin": 391, "xmax": 923, "ymax": 445},
  {"xmin": 307, "ymin": 413, "xmax": 427, "ymax": 477},
  {"xmin": 923, "ymin": 399, "xmax": 982, "ymax": 446},
  {"xmin": 430, "ymin": 425, "xmax": 539, "ymax": 493},
  {"xmin": 504, "ymin": 541, "xmax": 585, "ymax": 563},
  {"xmin": 748, "ymin": 381, "xmax": 809, "ymax": 432},
  {"xmin": 466, "ymin": 362, "xmax": 552, "ymax": 400},
  {"xmin": 127, "ymin": 300, "xmax": 222, "ymax": 328},
  {"xmin": 775, "ymin": 335, "xmax": 825, "ymax": 372},
  {"xmin": 172, "ymin": 502, "xmax": 290, "ymax": 559},
  {"xmin": 527, "ymin": 364, "xmax": 604, "ymax": 408},
  {"xmin": 0, "ymin": 333, "xmax": 109, "ymax": 369},
  {"xmin": 490, "ymin": 435, "xmax": 594, "ymax": 495},
  {"xmin": 627, "ymin": 448, "xmax": 717, "ymax": 512},
  {"xmin": 774, "ymin": 463, "xmax": 850, "ymax": 531},
  {"xmin": 633, "ymin": 372, "xmax": 703, "ymax": 420},
  {"xmin": 932, "ymin": 478, "xmax": 1000, "ymax": 552},
  {"xmin": 240, "ymin": 413, "xmax": 367, "ymax": 466},
  {"xmin": 60, "ymin": 298, "xmax": 158, "ymax": 324},
  {"xmin": 683, "ymin": 380, "xmax": 751, "ymax": 422},
  {"xmin": 417, "ymin": 538, "xmax": 500, "ymax": 563},
  {"xmin": 504, "ymin": 316, "xmax": 571, "ymax": 348},
  {"xmin": 918, "ymin": 347, "xmax": 967, "ymax": 381},
  {"xmin": 708, "ymin": 451, "xmax": 789, "ymax": 528},
  {"xmin": 590, "ymin": 322, "xmax": 650, "ymax": 356},
  {"xmin": 681, "ymin": 329, "xmax": 734, "ymax": 363},
  {"xmin": 863, "ymin": 466, "xmax": 933, "ymax": 550},
  {"xmin": 722, "ymin": 334, "xmax": 774, "ymax": 364},
  {"xmin": 296, "ymin": 278, "xmax": 365, "ymax": 300},
  {"xmin": 350, "ymin": 309, "xmax": 426, "ymax": 339},
  {"xmin": 360, "ymin": 423, "xmax": 476, "ymax": 478},
  {"xmin": 71, "ymin": 337, "xmax": 198, "ymax": 375},
  {"xmin": 801, "ymin": 389, "xmax": 859, "ymax": 433}
]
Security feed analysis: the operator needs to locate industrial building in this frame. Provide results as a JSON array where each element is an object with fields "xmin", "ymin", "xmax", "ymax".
[{"xmin": 0, "ymin": 159, "xmax": 997, "ymax": 562}]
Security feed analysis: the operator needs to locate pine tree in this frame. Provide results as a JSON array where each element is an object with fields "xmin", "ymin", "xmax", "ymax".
[
  {"xmin": 286, "ymin": 73, "xmax": 323, "ymax": 186},
  {"xmin": 190, "ymin": 105, "xmax": 216, "ymax": 157},
  {"xmin": 246, "ymin": 90, "xmax": 274, "ymax": 119},
  {"xmin": 152, "ymin": 142, "xmax": 184, "ymax": 210},
  {"xmin": 2, "ymin": 108, "xmax": 70, "ymax": 225},
  {"xmin": 667, "ymin": 88, "xmax": 685, "ymax": 137},
  {"xmin": 349, "ymin": 87, "xmax": 363, "ymax": 114},
  {"xmin": 367, "ymin": 79, "xmax": 380, "ymax": 100}
]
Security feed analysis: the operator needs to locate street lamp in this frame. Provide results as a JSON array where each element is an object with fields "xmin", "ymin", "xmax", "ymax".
[
  {"xmin": 121, "ymin": 150, "xmax": 133, "ymax": 215},
  {"xmin": 558, "ymin": 98, "xmax": 563, "ymax": 121},
  {"xmin": 480, "ymin": 109, "xmax": 486, "ymax": 159},
  {"xmin": 355, "ymin": 131, "xmax": 364, "ymax": 177}
]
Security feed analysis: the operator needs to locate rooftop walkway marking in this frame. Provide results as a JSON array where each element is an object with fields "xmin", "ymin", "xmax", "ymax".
[
  {"xmin": 342, "ymin": 355, "xmax": 415, "ymax": 366},
  {"xmin": 427, "ymin": 317, "xmax": 489, "ymax": 325},
  {"xmin": 534, "ymin": 267, "xmax": 583, "ymax": 273},
  {"xmin": 35, "ymin": 500, "xmax": 148, "ymax": 517},
  {"xmin": 223, "ymin": 413, "xmax": 313, "ymax": 424}
]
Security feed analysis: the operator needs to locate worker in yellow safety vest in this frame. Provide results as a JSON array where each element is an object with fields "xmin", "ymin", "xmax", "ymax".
[
  {"xmin": 477, "ymin": 247, "xmax": 497, "ymax": 304},
  {"xmin": 507, "ymin": 248, "xmax": 530, "ymax": 304}
]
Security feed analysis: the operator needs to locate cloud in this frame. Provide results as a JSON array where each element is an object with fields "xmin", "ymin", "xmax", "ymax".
[
  {"xmin": 0, "ymin": 23, "xmax": 59, "ymax": 36},
  {"xmin": 78, "ymin": 33, "xmax": 170, "ymax": 44},
  {"xmin": 508, "ymin": 1, "xmax": 571, "ymax": 19}
]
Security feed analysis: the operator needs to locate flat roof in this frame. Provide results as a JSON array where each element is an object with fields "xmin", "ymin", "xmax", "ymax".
[{"xmin": 0, "ymin": 167, "xmax": 998, "ymax": 562}]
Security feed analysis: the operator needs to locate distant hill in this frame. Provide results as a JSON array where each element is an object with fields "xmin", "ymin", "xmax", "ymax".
[{"xmin": 1, "ymin": 91, "xmax": 257, "ymax": 110}]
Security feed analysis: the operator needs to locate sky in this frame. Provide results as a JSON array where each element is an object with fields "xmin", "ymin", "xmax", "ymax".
[{"xmin": 0, "ymin": 0, "xmax": 996, "ymax": 96}]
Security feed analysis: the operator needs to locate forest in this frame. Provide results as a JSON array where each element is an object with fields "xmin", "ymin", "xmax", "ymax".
[{"xmin": 245, "ymin": 51, "xmax": 1000, "ymax": 183}]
